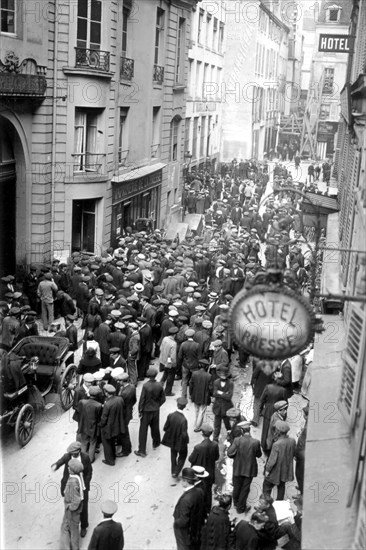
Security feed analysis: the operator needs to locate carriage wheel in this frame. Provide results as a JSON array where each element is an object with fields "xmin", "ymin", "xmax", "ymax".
[
  {"xmin": 15, "ymin": 404, "xmax": 35, "ymax": 447},
  {"xmin": 59, "ymin": 364, "xmax": 77, "ymax": 410}
]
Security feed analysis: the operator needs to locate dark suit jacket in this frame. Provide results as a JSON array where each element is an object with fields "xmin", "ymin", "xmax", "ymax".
[
  {"xmin": 72, "ymin": 385, "xmax": 88, "ymax": 422},
  {"xmin": 189, "ymin": 439, "xmax": 219, "ymax": 481},
  {"xmin": 178, "ymin": 339, "xmax": 200, "ymax": 370},
  {"xmin": 212, "ymin": 379, "xmax": 234, "ymax": 416},
  {"xmin": 78, "ymin": 398, "xmax": 103, "ymax": 439},
  {"xmin": 54, "ymin": 451, "xmax": 92, "ymax": 493},
  {"xmin": 88, "ymin": 519, "xmax": 124, "ymax": 550},
  {"xmin": 251, "ymin": 365, "xmax": 273, "ymax": 398},
  {"xmin": 100, "ymin": 396, "xmax": 126, "ymax": 438},
  {"xmin": 119, "ymin": 384, "xmax": 137, "ymax": 424},
  {"xmin": 139, "ymin": 324, "xmax": 153, "ymax": 354},
  {"xmin": 162, "ymin": 410, "xmax": 189, "ymax": 451},
  {"xmin": 189, "ymin": 369, "xmax": 212, "ymax": 406},
  {"xmin": 227, "ymin": 434, "xmax": 262, "ymax": 477},
  {"xmin": 173, "ymin": 486, "xmax": 205, "ymax": 545},
  {"xmin": 266, "ymin": 435, "xmax": 296, "ymax": 485},
  {"xmin": 138, "ymin": 379, "xmax": 166, "ymax": 413},
  {"xmin": 94, "ymin": 323, "xmax": 111, "ymax": 354},
  {"xmin": 234, "ymin": 520, "xmax": 259, "ymax": 550}
]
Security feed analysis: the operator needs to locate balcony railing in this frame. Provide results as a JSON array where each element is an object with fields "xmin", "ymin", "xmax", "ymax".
[
  {"xmin": 120, "ymin": 56, "xmax": 134, "ymax": 80},
  {"xmin": 153, "ymin": 64, "xmax": 164, "ymax": 84},
  {"xmin": 72, "ymin": 153, "xmax": 105, "ymax": 174},
  {"xmin": 151, "ymin": 144, "xmax": 160, "ymax": 158},
  {"xmin": 75, "ymin": 48, "xmax": 110, "ymax": 72},
  {"xmin": 118, "ymin": 148, "xmax": 129, "ymax": 166}
]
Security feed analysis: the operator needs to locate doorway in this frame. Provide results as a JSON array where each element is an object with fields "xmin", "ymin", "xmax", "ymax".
[
  {"xmin": 72, "ymin": 199, "xmax": 96, "ymax": 253},
  {"xmin": 0, "ymin": 127, "xmax": 16, "ymax": 276}
]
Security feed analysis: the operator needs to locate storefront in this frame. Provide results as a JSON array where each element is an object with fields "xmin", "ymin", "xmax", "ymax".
[{"xmin": 111, "ymin": 163, "xmax": 165, "ymax": 246}]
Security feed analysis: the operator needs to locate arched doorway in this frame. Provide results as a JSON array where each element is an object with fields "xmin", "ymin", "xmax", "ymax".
[{"xmin": 0, "ymin": 125, "xmax": 16, "ymax": 276}]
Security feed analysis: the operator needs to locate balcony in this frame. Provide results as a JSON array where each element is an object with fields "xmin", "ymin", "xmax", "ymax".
[
  {"xmin": 120, "ymin": 56, "xmax": 134, "ymax": 80},
  {"xmin": 72, "ymin": 153, "xmax": 106, "ymax": 175},
  {"xmin": 153, "ymin": 64, "xmax": 164, "ymax": 84},
  {"xmin": 151, "ymin": 144, "xmax": 160, "ymax": 158},
  {"xmin": 118, "ymin": 149, "xmax": 129, "ymax": 167},
  {"xmin": 75, "ymin": 47, "xmax": 110, "ymax": 72},
  {"xmin": 323, "ymin": 85, "xmax": 334, "ymax": 95},
  {"xmin": 0, "ymin": 53, "xmax": 47, "ymax": 99}
]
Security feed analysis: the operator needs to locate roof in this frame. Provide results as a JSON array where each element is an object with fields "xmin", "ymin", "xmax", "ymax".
[{"xmin": 302, "ymin": 192, "xmax": 339, "ymax": 211}]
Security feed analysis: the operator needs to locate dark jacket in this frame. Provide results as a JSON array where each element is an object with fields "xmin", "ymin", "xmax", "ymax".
[
  {"xmin": 94, "ymin": 322, "xmax": 111, "ymax": 355},
  {"xmin": 178, "ymin": 339, "xmax": 200, "ymax": 370},
  {"xmin": 227, "ymin": 434, "xmax": 262, "ymax": 477},
  {"xmin": 100, "ymin": 395, "xmax": 126, "ymax": 438},
  {"xmin": 78, "ymin": 398, "xmax": 103, "ymax": 439},
  {"xmin": 119, "ymin": 383, "xmax": 137, "ymax": 424},
  {"xmin": 266, "ymin": 435, "xmax": 296, "ymax": 485},
  {"xmin": 189, "ymin": 368, "xmax": 212, "ymax": 406},
  {"xmin": 259, "ymin": 384, "xmax": 287, "ymax": 451},
  {"xmin": 88, "ymin": 519, "xmax": 124, "ymax": 550},
  {"xmin": 138, "ymin": 379, "xmax": 166, "ymax": 413},
  {"xmin": 162, "ymin": 410, "xmax": 189, "ymax": 451},
  {"xmin": 54, "ymin": 451, "xmax": 93, "ymax": 494},
  {"xmin": 77, "ymin": 356, "xmax": 102, "ymax": 376},
  {"xmin": 251, "ymin": 365, "xmax": 273, "ymax": 398},
  {"xmin": 72, "ymin": 384, "xmax": 89, "ymax": 422},
  {"xmin": 173, "ymin": 486, "xmax": 205, "ymax": 547},
  {"xmin": 139, "ymin": 324, "xmax": 154, "ymax": 354},
  {"xmin": 234, "ymin": 520, "xmax": 259, "ymax": 550},
  {"xmin": 188, "ymin": 438, "xmax": 219, "ymax": 481},
  {"xmin": 201, "ymin": 505, "xmax": 231, "ymax": 550},
  {"xmin": 212, "ymin": 379, "xmax": 234, "ymax": 416}
]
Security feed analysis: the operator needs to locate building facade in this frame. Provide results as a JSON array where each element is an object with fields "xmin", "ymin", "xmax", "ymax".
[
  {"xmin": 184, "ymin": 0, "xmax": 225, "ymax": 174},
  {"xmin": 221, "ymin": 0, "xmax": 291, "ymax": 161},
  {"xmin": 303, "ymin": 0, "xmax": 366, "ymax": 547},
  {"xmin": 0, "ymin": 0, "xmax": 198, "ymax": 275}
]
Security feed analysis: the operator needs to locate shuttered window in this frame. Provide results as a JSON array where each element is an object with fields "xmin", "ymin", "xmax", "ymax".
[
  {"xmin": 352, "ymin": 0, "xmax": 366, "ymax": 81},
  {"xmin": 339, "ymin": 304, "xmax": 366, "ymax": 422},
  {"xmin": 341, "ymin": 150, "xmax": 360, "ymax": 284},
  {"xmin": 352, "ymin": 454, "xmax": 366, "ymax": 547}
]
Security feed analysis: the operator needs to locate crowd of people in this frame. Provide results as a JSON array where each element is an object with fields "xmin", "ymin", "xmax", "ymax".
[{"xmin": 0, "ymin": 158, "xmax": 318, "ymax": 550}]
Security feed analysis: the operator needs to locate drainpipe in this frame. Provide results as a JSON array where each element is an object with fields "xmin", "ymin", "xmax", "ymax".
[{"xmin": 50, "ymin": 0, "xmax": 59, "ymax": 260}]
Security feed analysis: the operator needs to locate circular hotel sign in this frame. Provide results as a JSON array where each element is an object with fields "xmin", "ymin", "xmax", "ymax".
[{"xmin": 229, "ymin": 285, "xmax": 315, "ymax": 360}]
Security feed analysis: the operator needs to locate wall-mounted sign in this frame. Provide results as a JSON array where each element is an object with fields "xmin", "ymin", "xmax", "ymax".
[
  {"xmin": 318, "ymin": 34, "xmax": 353, "ymax": 53},
  {"xmin": 229, "ymin": 285, "xmax": 315, "ymax": 359}
]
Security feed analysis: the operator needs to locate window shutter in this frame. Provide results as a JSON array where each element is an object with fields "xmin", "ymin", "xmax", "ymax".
[
  {"xmin": 339, "ymin": 304, "xmax": 366, "ymax": 423},
  {"xmin": 341, "ymin": 151, "xmax": 360, "ymax": 284},
  {"xmin": 352, "ymin": 451, "xmax": 366, "ymax": 547}
]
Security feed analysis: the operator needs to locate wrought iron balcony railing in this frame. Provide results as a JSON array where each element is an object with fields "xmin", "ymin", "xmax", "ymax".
[
  {"xmin": 151, "ymin": 144, "xmax": 160, "ymax": 158},
  {"xmin": 120, "ymin": 56, "xmax": 134, "ymax": 80},
  {"xmin": 153, "ymin": 64, "xmax": 164, "ymax": 84},
  {"xmin": 75, "ymin": 48, "xmax": 110, "ymax": 72},
  {"xmin": 72, "ymin": 153, "xmax": 105, "ymax": 174},
  {"xmin": 118, "ymin": 148, "xmax": 129, "ymax": 166}
]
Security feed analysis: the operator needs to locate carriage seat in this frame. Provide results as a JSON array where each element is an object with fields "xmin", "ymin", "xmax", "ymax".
[{"xmin": 21, "ymin": 343, "xmax": 58, "ymax": 367}]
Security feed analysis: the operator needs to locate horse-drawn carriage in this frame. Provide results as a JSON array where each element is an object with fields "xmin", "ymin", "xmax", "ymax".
[{"xmin": 0, "ymin": 336, "xmax": 77, "ymax": 446}]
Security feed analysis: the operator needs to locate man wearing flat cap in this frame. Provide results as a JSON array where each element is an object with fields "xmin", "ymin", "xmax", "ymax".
[
  {"xmin": 52, "ymin": 441, "xmax": 93, "ymax": 538},
  {"xmin": 88, "ymin": 500, "xmax": 124, "ymax": 550},
  {"xmin": 78, "ymin": 386, "xmax": 103, "ymax": 463},
  {"xmin": 116, "ymin": 373, "xmax": 136, "ymax": 457},
  {"xmin": 137, "ymin": 316, "xmax": 153, "ymax": 381},
  {"xmin": 263, "ymin": 420, "xmax": 296, "ymax": 500},
  {"xmin": 60, "ymin": 458, "xmax": 85, "ymax": 549},
  {"xmin": 227, "ymin": 422, "xmax": 262, "ymax": 514},
  {"xmin": 162, "ymin": 397, "xmax": 189, "ymax": 478},
  {"xmin": 178, "ymin": 329, "xmax": 200, "ymax": 399},
  {"xmin": 189, "ymin": 359, "xmax": 212, "ymax": 432},
  {"xmin": 159, "ymin": 326, "xmax": 178, "ymax": 396},
  {"xmin": 100, "ymin": 384, "xmax": 126, "ymax": 466},
  {"xmin": 135, "ymin": 368, "xmax": 166, "ymax": 457},
  {"xmin": 266, "ymin": 400, "xmax": 288, "ymax": 452},
  {"xmin": 212, "ymin": 367, "xmax": 234, "ymax": 442},
  {"xmin": 189, "ymin": 423, "xmax": 219, "ymax": 514},
  {"xmin": 37, "ymin": 272, "xmax": 58, "ymax": 331},
  {"xmin": 173, "ymin": 467, "xmax": 205, "ymax": 550}
]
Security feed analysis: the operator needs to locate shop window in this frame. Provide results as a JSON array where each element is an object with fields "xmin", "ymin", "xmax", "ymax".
[
  {"xmin": 1, "ymin": 0, "xmax": 16, "ymax": 34},
  {"xmin": 72, "ymin": 199, "xmax": 97, "ymax": 253},
  {"xmin": 73, "ymin": 108, "xmax": 104, "ymax": 173},
  {"xmin": 77, "ymin": 0, "xmax": 102, "ymax": 50}
]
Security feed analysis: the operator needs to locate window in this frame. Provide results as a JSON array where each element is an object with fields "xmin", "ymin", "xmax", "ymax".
[
  {"xmin": 72, "ymin": 199, "xmax": 97, "ymax": 253},
  {"xmin": 212, "ymin": 17, "xmax": 218, "ymax": 50},
  {"xmin": 206, "ymin": 13, "xmax": 211, "ymax": 46},
  {"xmin": 170, "ymin": 117, "xmax": 180, "ymax": 161},
  {"xmin": 154, "ymin": 7, "xmax": 165, "ymax": 65},
  {"xmin": 77, "ymin": 0, "xmax": 102, "ymax": 50},
  {"xmin": 203, "ymin": 63, "xmax": 209, "ymax": 99},
  {"xmin": 152, "ymin": 106, "xmax": 161, "ymax": 157},
  {"xmin": 118, "ymin": 107, "xmax": 129, "ymax": 165},
  {"xmin": 218, "ymin": 22, "xmax": 224, "ymax": 53},
  {"xmin": 175, "ymin": 17, "xmax": 185, "ymax": 85},
  {"xmin": 192, "ymin": 118, "xmax": 199, "ymax": 159},
  {"xmin": 323, "ymin": 67, "xmax": 334, "ymax": 94},
  {"xmin": 188, "ymin": 59, "xmax": 194, "ymax": 97},
  {"xmin": 200, "ymin": 116, "xmax": 206, "ymax": 157},
  {"xmin": 74, "ymin": 108, "xmax": 103, "ymax": 172},
  {"xmin": 326, "ymin": 5, "xmax": 341, "ymax": 21},
  {"xmin": 198, "ymin": 9, "xmax": 204, "ymax": 44},
  {"xmin": 122, "ymin": 6, "xmax": 129, "ymax": 57},
  {"xmin": 319, "ymin": 104, "xmax": 330, "ymax": 120},
  {"xmin": 1, "ymin": 0, "xmax": 15, "ymax": 34},
  {"xmin": 184, "ymin": 118, "xmax": 191, "ymax": 156},
  {"xmin": 196, "ymin": 61, "xmax": 202, "ymax": 98}
]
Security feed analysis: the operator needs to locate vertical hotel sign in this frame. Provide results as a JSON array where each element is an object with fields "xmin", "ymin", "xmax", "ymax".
[{"xmin": 318, "ymin": 34, "xmax": 354, "ymax": 53}]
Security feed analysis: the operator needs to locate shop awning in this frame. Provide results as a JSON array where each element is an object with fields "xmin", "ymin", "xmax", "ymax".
[
  {"xmin": 303, "ymin": 192, "xmax": 339, "ymax": 211},
  {"xmin": 112, "ymin": 162, "xmax": 166, "ymax": 184}
]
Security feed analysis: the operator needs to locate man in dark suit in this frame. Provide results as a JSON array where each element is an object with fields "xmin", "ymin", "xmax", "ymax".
[
  {"xmin": 259, "ymin": 382, "xmax": 287, "ymax": 454},
  {"xmin": 188, "ymin": 423, "xmax": 219, "ymax": 514},
  {"xmin": 109, "ymin": 347, "xmax": 126, "ymax": 372},
  {"xmin": 250, "ymin": 360, "xmax": 273, "ymax": 426},
  {"xmin": 78, "ymin": 386, "xmax": 103, "ymax": 463},
  {"xmin": 65, "ymin": 314, "xmax": 78, "ymax": 351},
  {"xmin": 88, "ymin": 500, "xmax": 124, "ymax": 550},
  {"xmin": 263, "ymin": 420, "xmax": 296, "ymax": 500},
  {"xmin": 227, "ymin": 421, "xmax": 262, "ymax": 514},
  {"xmin": 189, "ymin": 359, "xmax": 212, "ymax": 431},
  {"xmin": 116, "ymin": 373, "xmax": 136, "ymax": 457},
  {"xmin": 94, "ymin": 318, "xmax": 112, "ymax": 368},
  {"xmin": 51, "ymin": 441, "xmax": 93, "ymax": 538},
  {"xmin": 137, "ymin": 316, "xmax": 153, "ymax": 381},
  {"xmin": 173, "ymin": 467, "xmax": 205, "ymax": 550},
  {"xmin": 162, "ymin": 397, "xmax": 189, "ymax": 478},
  {"xmin": 72, "ymin": 373, "xmax": 95, "ymax": 440},
  {"xmin": 135, "ymin": 367, "xmax": 166, "ymax": 457},
  {"xmin": 100, "ymin": 384, "xmax": 126, "ymax": 466},
  {"xmin": 212, "ymin": 367, "xmax": 234, "ymax": 442},
  {"xmin": 178, "ymin": 329, "xmax": 200, "ymax": 399}
]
